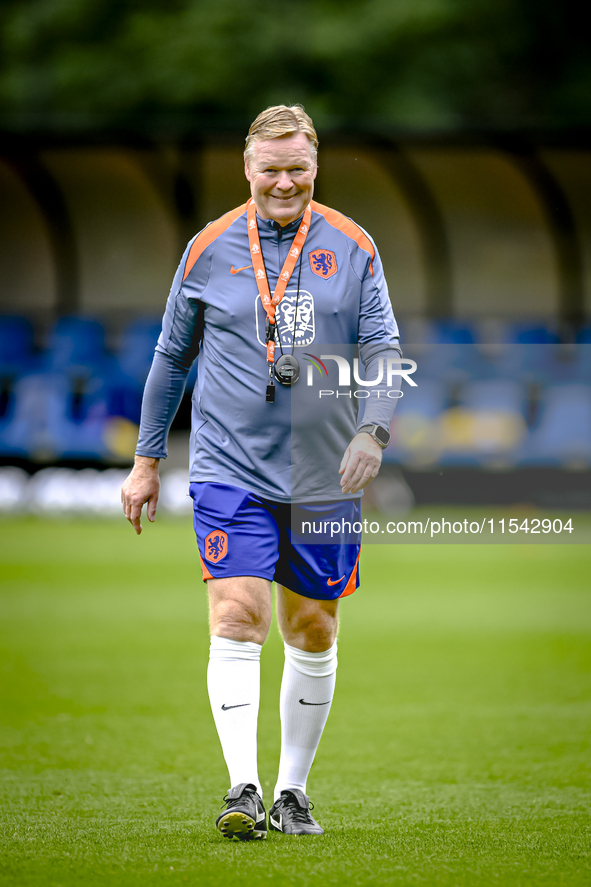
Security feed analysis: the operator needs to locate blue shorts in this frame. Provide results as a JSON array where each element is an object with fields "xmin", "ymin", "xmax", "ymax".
[{"xmin": 189, "ymin": 482, "xmax": 361, "ymax": 601}]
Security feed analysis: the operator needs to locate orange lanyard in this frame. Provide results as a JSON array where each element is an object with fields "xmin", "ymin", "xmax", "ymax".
[{"xmin": 247, "ymin": 199, "xmax": 312, "ymax": 367}]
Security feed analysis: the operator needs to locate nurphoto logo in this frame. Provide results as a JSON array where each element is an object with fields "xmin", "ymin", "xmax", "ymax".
[{"xmin": 303, "ymin": 354, "xmax": 418, "ymax": 399}]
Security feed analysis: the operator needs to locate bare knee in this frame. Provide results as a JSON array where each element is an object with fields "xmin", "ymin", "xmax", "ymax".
[
  {"xmin": 289, "ymin": 613, "xmax": 337, "ymax": 651},
  {"xmin": 277, "ymin": 587, "xmax": 339, "ymax": 652},
  {"xmin": 208, "ymin": 577, "xmax": 272, "ymax": 645},
  {"xmin": 212, "ymin": 597, "xmax": 269, "ymax": 644}
]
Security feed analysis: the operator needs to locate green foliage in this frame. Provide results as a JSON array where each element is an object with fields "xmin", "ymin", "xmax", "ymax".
[
  {"xmin": 1, "ymin": 516, "xmax": 591, "ymax": 885},
  {"xmin": 0, "ymin": 0, "xmax": 590, "ymax": 131}
]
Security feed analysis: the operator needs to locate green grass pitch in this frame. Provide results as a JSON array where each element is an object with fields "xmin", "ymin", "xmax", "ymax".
[{"xmin": 1, "ymin": 516, "xmax": 590, "ymax": 886}]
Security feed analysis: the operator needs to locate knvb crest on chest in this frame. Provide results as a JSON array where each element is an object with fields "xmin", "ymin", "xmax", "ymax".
[
  {"xmin": 255, "ymin": 289, "xmax": 316, "ymax": 348},
  {"xmin": 309, "ymin": 249, "xmax": 338, "ymax": 280}
]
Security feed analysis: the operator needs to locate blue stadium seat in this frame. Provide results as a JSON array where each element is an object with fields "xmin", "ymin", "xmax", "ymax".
[
  {"xmin": 407, "ymin": 320, "xmax": 487, "ymax": 384},
  {"xmin": 508, "ymin": 322, "xmax": 560, "ymax": 345},
  {"xmin": 116, "ymin": 317, "xmax": 162, "ymax": 384},
  {"xmin": 384, "ymin": 379, "xmax": 448, "ymax": 466},
  {"xmin": 435, "ymin": 378, "xmax": 529, "ymax": 467},
  {"xmin": 43, "ymin": 316, "xmax": 110, "ymax": 374},
  {"xmin": 0, "ymin": 315, "xmax": 37, "ymax": 376},
  {"xmin": 107, "ymin": 318, "xmax": 162, "ymax": 423},
  {"xmin": 395, "ymin": 378, "xmax": 449, "ymax": 418},
  {"xmin": 432, "ymin": 319, "xmax": 476, "ymax": 345},
  {"xmin": 109, "ymin": 316, "xmax": 196, "ymax": 424},
  {"xmin": 0, "ymin": 372, "xmax": 110, "ymax": 461},
  {"xmin": 517, "ymin": 384, "xmax": 591, "ymax": 467},
  {"xmin": 460, "ymin": 378, "xmax": 528, "ymax": 414}
]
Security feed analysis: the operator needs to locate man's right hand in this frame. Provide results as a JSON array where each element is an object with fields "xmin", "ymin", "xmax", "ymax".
[{"xmin": 121, "ymin": 456, "xmax": 160, "ymax": 535}]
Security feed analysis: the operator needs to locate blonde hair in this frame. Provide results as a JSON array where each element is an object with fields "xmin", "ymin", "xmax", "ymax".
[{"xmin": 244, "ymin": 104, "xmax": 318, "ymax": 166}]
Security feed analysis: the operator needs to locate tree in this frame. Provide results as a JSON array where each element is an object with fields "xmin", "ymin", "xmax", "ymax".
[{"xmin": 1, "ymin": 0, "xmax": 589, "ymax": 132}]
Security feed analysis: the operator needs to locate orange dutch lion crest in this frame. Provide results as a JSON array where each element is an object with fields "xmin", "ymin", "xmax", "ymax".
[
  {"xmin": 204, "ymin": 530, "xmax": 229, "ymax": 563},
  {"xmin": 309, "ymin": 249, "xmax": 338, "ymax": 280}
]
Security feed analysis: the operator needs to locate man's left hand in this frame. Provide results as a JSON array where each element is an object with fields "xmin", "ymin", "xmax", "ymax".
[{"xmin": 339, "ymin": 432, "xmax": 383, "ymax": 494}]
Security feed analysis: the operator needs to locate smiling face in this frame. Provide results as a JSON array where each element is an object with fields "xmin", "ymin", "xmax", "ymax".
[{"xmin": 244, "ymin": 132, "xmax": 317, "ymax": 226}]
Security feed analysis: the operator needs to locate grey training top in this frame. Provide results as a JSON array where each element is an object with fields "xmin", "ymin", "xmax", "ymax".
[{"xmin": 136, "ymin": 200, "xmax": 401, "ymax": 503}]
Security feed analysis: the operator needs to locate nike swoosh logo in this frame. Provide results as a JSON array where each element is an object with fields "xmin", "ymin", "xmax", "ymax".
[
  {"xmin": 221, "ymin": 703, "xmax": 251, "ymax": 711},
  {"xmin": 299, "ymin": 699, "xmax": 330, "ymax": 706},
  {"xmin": 230, "ymin": 264, "xmax": 253, "ymax": 274},
  {"xmin": 327, "ymin": 575, "xmax": 345, "ymax": 586},
  {"xmin": 270, "ymin": 814, "xmax": 282, "ymax": 830}
]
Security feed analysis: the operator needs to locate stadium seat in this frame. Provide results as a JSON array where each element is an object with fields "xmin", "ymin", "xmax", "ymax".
[
  {"xmin": 115, "ymin": 317, "xmax": 162, "ymax": 384},
  {"xmin": 109, "ymin": 317, "xmax": 197, "ymax": 424},
  {"xmin": 107, "ymin": 318, "xmax": 162, "ymax": 423},
  {"xmin": 432, "ymin": 319, "xmax": 476, "ymax": 345},
  {"xmin": 0, "ymin": 372, "xmax": 110, "ymax": 461},
  {"xmin": 42, "ymin": 316, "xmax": 111, "ymax": 375},
  {"xmin": 508, "ymin": 322, "xmax": 560, "ymax": 345},
  {"xmin": 0, "ymin": 316, "xmax": 37, "ymax": 376},
  {"xmin": 394, "ymin": 378, "xmax": 449, "ymax": 419},
  {"xmin": 517, "ymin": 384, "xmax": 591, "ymax": 467},
  {"xmin": 437, "ymin": 378, "xmax": 529, "ymax": 467},
  {"xmin": 385, "ymin": 379, "xmax": 448, "ymax": 466},
  {"xmin": 460, "ymin": 378, "xmax": 527, "ymax": 414},
  {"xmin": 407, "ymin": 320, "xmax": 494, "ymax": 384}
]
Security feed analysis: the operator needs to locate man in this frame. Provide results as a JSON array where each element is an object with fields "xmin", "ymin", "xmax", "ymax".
[{"xmin": 121, "ymin": 105, "xmax": 401, "ymax": 840}]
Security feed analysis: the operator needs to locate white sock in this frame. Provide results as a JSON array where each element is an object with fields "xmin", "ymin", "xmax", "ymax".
[
  {"xmin": 274, "ymin": 641, "xmax": 338, "ymax": 801},
  {"xmin": 207, "ymin": 636, "xmax": 262, "ymax": 796}
]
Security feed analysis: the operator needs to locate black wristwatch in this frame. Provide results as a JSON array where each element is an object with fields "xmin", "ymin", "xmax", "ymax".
[{"xmin": 358, "ymin": 424, "xmax": 391, "ymax": 448}]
